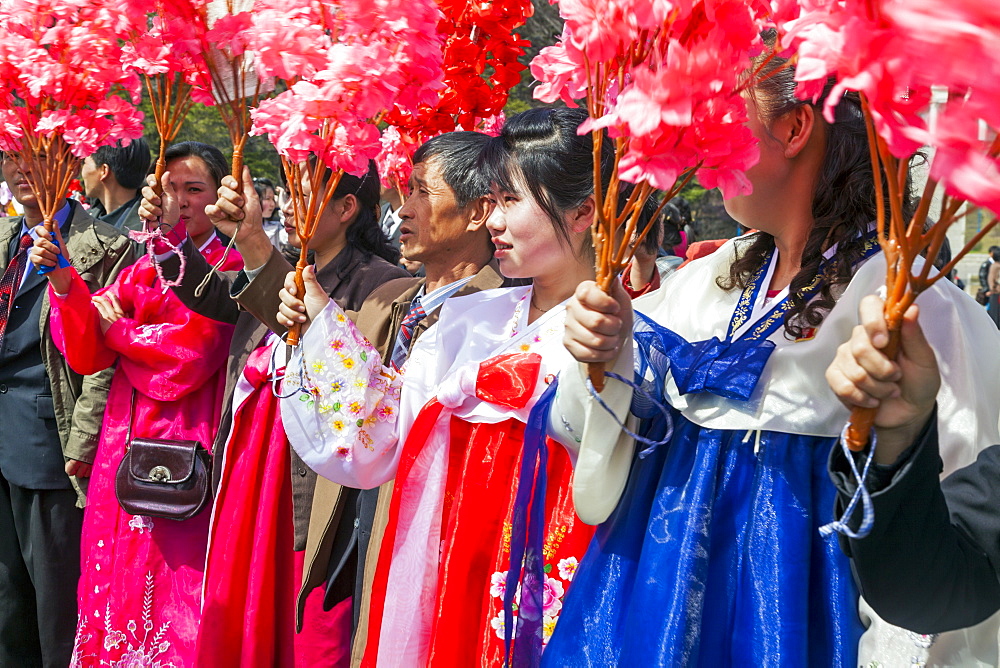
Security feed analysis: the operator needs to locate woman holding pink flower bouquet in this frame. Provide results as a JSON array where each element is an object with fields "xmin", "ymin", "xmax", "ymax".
[
  {"xmin": 544, "ymin": 40, "xmax": 1000, "ymax": 666},
  {"xmin": 276, "ymin": 108, "xmax": 613, "ymax": 666}
]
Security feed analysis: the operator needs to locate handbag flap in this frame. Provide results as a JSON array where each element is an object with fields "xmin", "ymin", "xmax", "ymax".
[{"xmin": 127, "ymin": 438, "xmax": 202, "ymax": 484}]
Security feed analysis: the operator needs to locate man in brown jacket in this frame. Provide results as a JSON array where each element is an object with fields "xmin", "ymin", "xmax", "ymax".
[
  {"xmin": 0, "ymin": 152, "xmax": 133, "ymax": 667},
  {"xmin": 291, "ymin": 131, "xmax": 514, "ymax": 665}
]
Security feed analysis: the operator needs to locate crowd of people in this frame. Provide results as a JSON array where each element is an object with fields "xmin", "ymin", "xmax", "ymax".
[{"xmin": 2, "ymin": 42, "xmax": 1000, "ymax": 668}]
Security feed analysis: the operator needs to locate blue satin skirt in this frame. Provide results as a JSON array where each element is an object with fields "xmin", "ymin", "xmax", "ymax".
[{"xmin": 543, "ymin": 414, "xmax": 862, "ymax": 666}]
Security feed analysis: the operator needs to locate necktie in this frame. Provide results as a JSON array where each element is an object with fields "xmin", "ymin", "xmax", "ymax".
[
  {"xmin": 390, "ymin": 297, "xmax": 427, "ymax": 371},
  {"xmin": 0, "ymin": 232, "xmax": 33, "ymax": 348}
]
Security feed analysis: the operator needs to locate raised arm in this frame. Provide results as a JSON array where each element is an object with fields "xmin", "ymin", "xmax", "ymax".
[
  {"xmin": 548, "ymin": 279, "xmax": 640, "ymax": 525},
  {"xmin": 43, "ymin": 264, "xmax": 123, "ymax": 376},
  {"xmin": 278, "ymin": 266, "xmax": 403, "ymax": 489},
  {"xmin": 139, "ymin": 172, "xmax": 241, "ymax": 324},
  {"xmin": 827, "ymin": 294, "xmax": 1000, "ymax": 632}
]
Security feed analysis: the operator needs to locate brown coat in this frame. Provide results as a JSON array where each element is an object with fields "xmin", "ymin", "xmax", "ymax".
[
  {"xmin": 161, "ymin": 242, "xmax": 408, "ymax": 548},
  {"xmin": 297, "ymin": 262, "xmax": 509, "ymax": 665}
]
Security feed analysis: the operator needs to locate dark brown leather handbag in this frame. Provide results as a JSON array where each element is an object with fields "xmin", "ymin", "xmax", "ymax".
[{"xmin": 114, "ymin": 390, "xmax": 212, "ymax": 521}]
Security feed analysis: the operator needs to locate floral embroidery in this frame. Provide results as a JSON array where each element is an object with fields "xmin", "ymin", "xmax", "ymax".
[
  {"xmin": 490, "ymin": 571, "xmax": 508, "ymax": 599},
  {"xmin": 557, "ymin": 557, "xmax": 578, "ymax": 582},
  {"xmin": 359, "ymin": 430, "xmax": 375, "ymax": 451},
  {"xmin": 330, "ymin": 339, "xmax": 345, "ymax": 351},
  {"xmin": 490, "ymin": 611, "xmax": 515, "ymax": 640},
  {"xmin": 541, "ymin": 576, "xmax": 564, "ymax": 615},
  {"xmin": 543, "ymin": 525, "xmax": 568, "ymax": 560},
  {"xmin": 906, "ymin": 632, "xmax": 937, "ymax": 649},
  {"xmin": 128, "ymin": 516, "xmax": 154, "ymax": 534},
  {"xmin": 347, "ymin": 401, "xmax": 364, "ymax": 415},
  {"xmin": 330, "ymin": 379, "xmax": 345, "ymax": 393},
  {"xmin": 72, "ymin": 572, "xmax": 176, "ymax": 668},
  {"xmin": 70, "ymin": 628, "xmax": 93, "ymax": 666},
  {"xmin": 542, "ymin": 615, "xmax": 557, "ymax": 645},
  {"xmin": 508, "ymin": 293, "xmax": 529, "ymax": 338},
  {"xmin": 134, "ymin": 323, "xmax": 168, "ymax": 346},
  {"xmin": 342, "ymin": 357, "xmax": 355, "ymax": 370},
  {"xmin": 487, "ymin": 552, "xmax": 579, "ymax": 651}
]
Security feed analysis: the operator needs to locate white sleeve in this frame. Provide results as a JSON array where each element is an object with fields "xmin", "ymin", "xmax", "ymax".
[
  {"xmin": 280, "ymin": 300, "xmax": 403, "ymax": 489},
  {"xmin": 548, "ymin": 336, "xmax": 639, "ymax": 525}
]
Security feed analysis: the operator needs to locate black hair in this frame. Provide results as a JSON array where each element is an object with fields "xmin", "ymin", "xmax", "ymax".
[
  {"xmin": 337, "ymin": 161, "xmax": 400, "ymax": 264},
  {"xmin": 163, "ymin": 141, "xmax": 228, "ymax": 190},
  {"xmin": 932, "ymin": 235, "xmax": 951, "ymax": 271},
  {"xmin": 91, "ymin": 138, "xmax": 152, "ymax": 191},
  {"xmin": 412, "ymin": 131, "xmax": 492, "ymax": 208},
  {"xmin": 719, "ymin": 30, "xmax": 917, "ymax": 339},
  {"xmin": 253, "ymin": 176, "xmax": 275, "ymax": 195},
  {"xmin": 482, "ymin": 107, "xmax": 616, "ymax": 247},
  {"xmin": 632, "ymin": 188, "xmax": 664, "ymax": 255},
  {"xmin": 659, "ymin": 202, "xmax": 684, "ymax": 251},
  {"xmin": 672, "ymin": 197, "xmax": 692, "ymax": 226},
  {"xmin": 253, "ymin": 176, "xmax": 279, "ymax": 221}
]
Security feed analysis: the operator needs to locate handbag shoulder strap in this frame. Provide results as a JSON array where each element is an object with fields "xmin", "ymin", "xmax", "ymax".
[{"xmin": 126, "ymin": 387, "xmax": 138, "ymax": 444}]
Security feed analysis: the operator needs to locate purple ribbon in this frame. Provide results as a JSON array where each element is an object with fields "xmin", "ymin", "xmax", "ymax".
[{"xmin": 503, "ymin": 377, "xmax": 559, "ymax": 667}]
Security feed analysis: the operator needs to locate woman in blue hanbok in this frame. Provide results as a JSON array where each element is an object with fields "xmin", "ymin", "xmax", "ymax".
[{"xmin": 543, "ymin": 43, "xmax": 1000, "ymax": 666}]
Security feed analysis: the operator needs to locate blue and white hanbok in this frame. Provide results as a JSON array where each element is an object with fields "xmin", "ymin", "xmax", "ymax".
[{"xmin": 544, "ymin": 234, "xmax": 1000, "ymax": 667}]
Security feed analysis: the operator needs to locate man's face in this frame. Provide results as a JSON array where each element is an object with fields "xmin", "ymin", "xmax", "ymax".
[
  {"xmin": 80, "ymin": 155, "xmax": 103, "ymax": 199},
  {"xmin": 2, "ymin": 152, "xmax": 38, "ymax": 209},
  {"xmin": 396, "ymin": 157, "xmax": 473, "ymax": 265}
]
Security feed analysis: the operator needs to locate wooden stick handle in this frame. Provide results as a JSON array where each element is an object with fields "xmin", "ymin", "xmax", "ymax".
[
  {"xmin": 152, "ymin": 136, "xmax": 168, "ymax": 197},
  {"xmin": 285, "ymin": 242, "xmax": 310, "ymax": 347},
  {"xmin": 230, "ymin": 143, "xmax": 244, "ymax": 180},
  {"xmin": 844, "ymin": 325, "xmax": 902, "ymax": 451},
  {"xmin": 588, "ymin": 361, "xmax": 606, "ymax": 392},
  {"xmin": 586, "ymin": 270, "xmax": 619, "ymax": 393}
]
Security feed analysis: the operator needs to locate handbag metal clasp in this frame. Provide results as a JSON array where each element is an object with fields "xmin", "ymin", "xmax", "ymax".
[{"xmin": 149, "ymin": 466, "xmax": 172, "ymax": 483}]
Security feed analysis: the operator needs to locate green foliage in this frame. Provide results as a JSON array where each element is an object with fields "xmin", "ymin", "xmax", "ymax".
[
  {"xmin": 138, "ymin": 96, "xmax": 282, "ymax": 182},
  {"xmin": 504, "ymin": 0, "xmax": 564, "ymax": 114}
]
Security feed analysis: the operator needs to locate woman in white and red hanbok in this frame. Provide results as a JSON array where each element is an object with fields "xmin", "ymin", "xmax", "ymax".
[{"xmin": 278, "ymin": 108, "xmax": 611, "ymax": 666}]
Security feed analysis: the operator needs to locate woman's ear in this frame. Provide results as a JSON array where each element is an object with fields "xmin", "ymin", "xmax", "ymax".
[
  {"xmin": 779, "ymin": 104, "xmax": 818, "ymax": 159},
  {"xmin": 568, "ymin": 195, "xmax": 597, "ymax": 234},
  {"xmin": 338, "ymin": 193, "xmax": 359, "ymax": 222}
]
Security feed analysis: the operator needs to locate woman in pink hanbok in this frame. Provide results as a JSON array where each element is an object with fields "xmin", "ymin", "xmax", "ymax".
[{"xmin": 31, "ymin": 142, "xmax": 242, "ymax": 667}]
